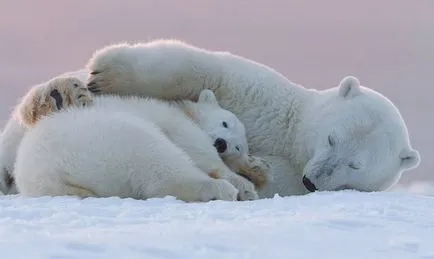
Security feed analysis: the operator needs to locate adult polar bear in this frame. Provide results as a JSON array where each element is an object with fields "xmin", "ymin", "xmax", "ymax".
[{"xmin": 82, "ymin": 39, "xmax": 420, "ymax": 197}]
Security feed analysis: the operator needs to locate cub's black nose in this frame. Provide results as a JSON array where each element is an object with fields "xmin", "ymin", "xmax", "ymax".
[
  {"xmin": 214, "ymin": 138, "xmax": 227, "ymax": 153},
  {"xmin": 302, "ymin": 176, "xmax": 317, "ymax": 192}
]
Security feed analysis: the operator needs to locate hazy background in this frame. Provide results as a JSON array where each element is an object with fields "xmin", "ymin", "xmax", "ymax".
[{"xmin": 0, "ymin": 0, "xmax": 433, "ymax": 186}]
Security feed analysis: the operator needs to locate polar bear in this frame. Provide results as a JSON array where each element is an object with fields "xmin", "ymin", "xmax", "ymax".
[
  {"xmin": 12, "ymin": 76, "xmax": 260, "ymax": 201},
  {"xmin": 81, "ymin": 39, "xmax": 420, "ymax": 197},
  {"xmin": 0, "ymin": 74, "xmax": 269, "ymax": 196}
]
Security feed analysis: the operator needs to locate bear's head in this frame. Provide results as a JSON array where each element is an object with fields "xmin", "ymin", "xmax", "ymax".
[
  {"xmin": 193, "ymin": 89, "xmax": 250, "ymax": 171},
  {"xmin": 301, "ymin": 76, "xmax": 420, "ymax": 193}
]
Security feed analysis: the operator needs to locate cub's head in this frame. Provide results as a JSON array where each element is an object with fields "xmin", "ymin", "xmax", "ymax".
[
  {"xmin": 192, "ymin": 89, "xmax": 249, "ymax": 171},
  {"xmin": 301, "ymin": 76, "xmax": 420, "ymax": 193}
]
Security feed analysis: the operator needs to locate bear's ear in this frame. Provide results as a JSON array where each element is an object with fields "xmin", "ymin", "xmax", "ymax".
[
  {"xmin": 198, "ymin": 89, "xmax": 219, "ymax": 106},
  {"xmin": 338, "ymin": 76, "xmax": 361, "ymax": 99},
  {"xmin": 399, "ymin": 148, "xmax": 421, "ymax": 171}
]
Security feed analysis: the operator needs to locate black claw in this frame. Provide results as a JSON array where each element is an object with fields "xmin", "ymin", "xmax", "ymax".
[
  {"xmin": 87, "ymin": 81, "xmax": 96, "ymax": 87},
  {"xmin": 88, "ymin": 86, "xmax": 101, "ymax": 93},
  {"xmin": 50, "ymin": 89, "xmax": 63, "ymax": 110},
  {"xmin": 90, "ymin": 70, "xmax": 101, "ymax": 75}
]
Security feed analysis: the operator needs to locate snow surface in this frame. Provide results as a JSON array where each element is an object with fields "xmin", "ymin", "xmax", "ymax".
[
  {"xmin": 392, "ymin": 181, "xmax": 434, "ymax": 197},
  {"xmin": 0, "ymin": 191, "xmax": 433, "ymax": 259}
]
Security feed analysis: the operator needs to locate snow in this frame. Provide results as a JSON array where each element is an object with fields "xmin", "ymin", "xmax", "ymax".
[
  {"xmin": 1, "ymin": 191, "xmax": 433, "ymax": 259},
  {"xmin": 392, "ymin": 181, "xmax": 434, "ymax": 197}
]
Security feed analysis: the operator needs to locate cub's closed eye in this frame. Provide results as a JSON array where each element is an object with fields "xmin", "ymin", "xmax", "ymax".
[
  {"xmin": 328, "ymin": 134, "xmax": 335, "ymax": 147},
  {"xmin": 348, "ymin": 162, "xmax": 361, "ymax": 170},
  {"xmin": 222, "ymin": 121, "xmax": 228, "ymax": 128}
]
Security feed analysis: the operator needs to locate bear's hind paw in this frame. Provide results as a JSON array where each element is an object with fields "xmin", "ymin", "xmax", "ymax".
[{"xmin": 18, "ymin": 76, "xmax": 93, "ymax": 126}]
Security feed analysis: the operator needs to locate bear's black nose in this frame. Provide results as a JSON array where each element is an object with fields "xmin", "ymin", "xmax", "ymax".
[
  {"xmin": 214, "ymin": 138, "xmax": 227, "ymax": 153},
  {"xmin": 302, "ymin": 176, "xmax": 317, "ymax": 192}
]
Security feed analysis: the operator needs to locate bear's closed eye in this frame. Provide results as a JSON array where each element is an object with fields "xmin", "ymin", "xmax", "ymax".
[
  {"xmin": 328, "ymin": 135, "xmax": 335, "ymax": 147},
  {"xmin": 348, "ymin": 162, "xmax": 360, "ymax": 170}
]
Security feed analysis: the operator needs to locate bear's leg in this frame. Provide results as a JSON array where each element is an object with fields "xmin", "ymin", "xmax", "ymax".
[
  {"xmin": 19, "ymin": 182, "xmax": 97, "ymax": 198},
  {"xmin": 86, "ymin": 43, "xmax": 217, "ymax": 101},
  {"xmin": 147, "ymin": 174, "xmax": 239, "ymax": 202},
  {"xmin": 63, "ymin": 181, "xmax": 98, "ymax": 198},
  {"xmin": 16, "ymin": 168, "xmax": 97, "ymax": 198},
  {"xmin": 128, "ymin": 131, "xmax": 239, "ymax": 202},
  {"xmin": 159, "ymin": 119, "xmax": 258, "ymax": 201},
  {"xmin": 17, "ymin": 76, "xmax": 93, "ymax": 127}
]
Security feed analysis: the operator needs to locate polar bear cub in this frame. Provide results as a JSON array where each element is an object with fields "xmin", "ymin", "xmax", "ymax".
[{"xmin": 13, "ymin": 77, "xmax": 259, "ymax": 201}]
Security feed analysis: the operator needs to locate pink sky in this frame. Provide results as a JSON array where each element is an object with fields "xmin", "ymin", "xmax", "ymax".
[{"xmin": 0, "ymin": 0, "xmax": 433, "ymax": 184}]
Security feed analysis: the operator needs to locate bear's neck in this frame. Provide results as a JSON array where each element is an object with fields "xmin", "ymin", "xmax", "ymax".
[{"xmin": 208, "ymin": 58, "xmax": 318, "ymax": 172}]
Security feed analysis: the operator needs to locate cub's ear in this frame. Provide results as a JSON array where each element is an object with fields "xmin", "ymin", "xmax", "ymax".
[
  {"xmin": 399, "ymin": 148, "xmax": 421, "ymax": 171},
  {"xmin": 338, "ymin": 76, "xmax": 361, "ymax": 99},
  {"xmin": 198, "ymin": 89, "xmax": 219, "ymax": 106}
]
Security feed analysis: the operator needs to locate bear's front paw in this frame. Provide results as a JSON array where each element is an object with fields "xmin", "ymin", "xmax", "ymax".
[
  {"xmin": 87, "ymin": 70, "xmax": 108, "ymax": 94},
  {"xmin": 199, "ymin": 179, "xmax": 238, "ymax": 202},
  {"xmin": 237, "ymin": 155, "xmax": 271, "ymax": 189},
  {"xmin": 226, "ymin": 174, "xmax": 259, "ymax": 201}
]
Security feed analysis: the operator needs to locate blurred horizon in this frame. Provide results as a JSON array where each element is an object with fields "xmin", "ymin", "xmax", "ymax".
[{"xmin": 0, "ymin": 0, "xmax": 433, "ymax": 185}]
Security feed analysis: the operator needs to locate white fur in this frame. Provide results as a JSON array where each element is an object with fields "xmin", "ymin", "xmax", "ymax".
[
  {"xmin": 81, "ymin": 39, "xmax": 421, "ymax": 197},
  {"xmin": 13, "ymin": 92, "xmax": 259, "ymax": 201}
]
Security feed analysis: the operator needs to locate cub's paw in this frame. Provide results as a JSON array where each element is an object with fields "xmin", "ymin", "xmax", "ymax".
[
  {"xmin": 18, "ymin": 77, "xmax": 93, "ymax": 126},
  {"xmin": 226, "ymin": 174, "xmax": 259, "ymax": 201},
  {"xmin": 237, "ymin": 155, "xmax": 271, "ymax": 189},
  {"xmin": 198, "ymin": 179, "xmax": 238, "ymax": 202}
]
